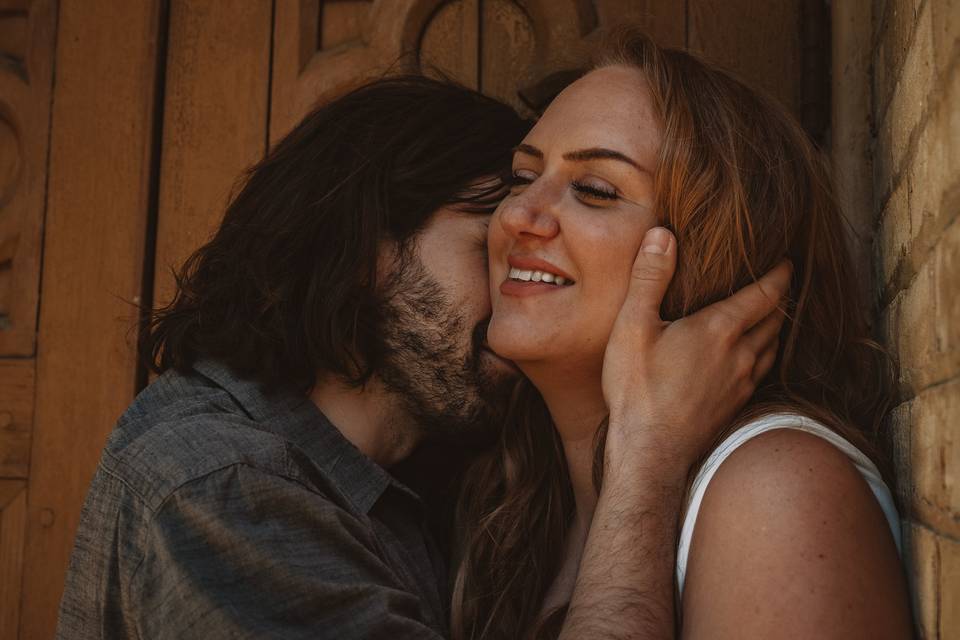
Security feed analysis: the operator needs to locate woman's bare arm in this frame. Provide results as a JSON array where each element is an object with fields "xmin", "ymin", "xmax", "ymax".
[{"xmin": 681, "ymin": 429, "xmax": 912, "ymax": 639}]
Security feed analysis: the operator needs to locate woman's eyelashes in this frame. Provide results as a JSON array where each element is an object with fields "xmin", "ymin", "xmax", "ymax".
[
  {"xmin": 572, "ymin": 180, "xmax": 618, "ymax": 201},
  {"xmin": 507, "ymin": 169, "xmax": 620, "ymax": 205}
]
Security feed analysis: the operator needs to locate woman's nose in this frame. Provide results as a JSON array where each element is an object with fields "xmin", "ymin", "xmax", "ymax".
[{"xmin": 497, "ymin": 184, "xmax": 560, "ymax": 241}]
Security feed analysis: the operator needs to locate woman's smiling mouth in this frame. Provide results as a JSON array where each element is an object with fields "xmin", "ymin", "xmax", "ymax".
[
  {"xmin": 500, "ymin": 255, "xmax": 576, "ymax": 297},
  {"xmin": 506, "ymin": 267, "xmax": 572, "ymax": 286}
]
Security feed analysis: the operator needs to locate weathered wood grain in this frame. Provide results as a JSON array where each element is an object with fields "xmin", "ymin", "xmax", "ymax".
[{"xmin": 153, "ymin": 0, "xmax": 272, "ymax": 310}]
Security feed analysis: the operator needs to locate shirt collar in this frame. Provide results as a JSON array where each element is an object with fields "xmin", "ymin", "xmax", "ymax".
[{"xmin": 191, "ymin": 357, "xmax": 420, "ymax": 514}]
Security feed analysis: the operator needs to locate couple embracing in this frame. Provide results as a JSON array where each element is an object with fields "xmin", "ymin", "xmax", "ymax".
[{"xmin": 58, "ymin": 30, "xmax": 912, "ymax": 639}]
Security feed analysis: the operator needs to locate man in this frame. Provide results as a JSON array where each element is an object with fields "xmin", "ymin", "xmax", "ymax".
[{"xmin": 57, "ymin": 76, "xmax": 788, "ymax": 639}]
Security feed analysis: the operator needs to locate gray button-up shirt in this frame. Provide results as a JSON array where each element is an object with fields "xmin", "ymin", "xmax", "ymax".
[{"xmin": 56, "ymin": 359, "xmax": 449, "ymax": 639}]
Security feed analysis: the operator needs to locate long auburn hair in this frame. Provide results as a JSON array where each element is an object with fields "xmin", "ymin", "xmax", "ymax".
[{"xmin": 451, "ymin": 29, "xmax": 895, "ymax": 640}]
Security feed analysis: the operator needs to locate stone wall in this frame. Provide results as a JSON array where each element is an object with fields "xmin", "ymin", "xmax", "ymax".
[{"xmin": 835, "ymin": 0, "xmax": 959, "ymax": 636}]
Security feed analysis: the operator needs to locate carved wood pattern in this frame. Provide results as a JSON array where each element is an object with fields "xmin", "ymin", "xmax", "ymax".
[
  {"xmin": 270, "ymin": 0, "xmax": 689, "ymax": 140},
  {"xmin": 0, "ymin": 0, "xmax": 55, "ymax": 356},
  {"xmin": 271, "ymin": 0, "xmax": 805, "ymax": 142}
]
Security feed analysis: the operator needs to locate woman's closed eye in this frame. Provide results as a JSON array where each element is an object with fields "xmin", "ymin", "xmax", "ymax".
[
  {"xmin": 571, "ymin": 179, "xmax": 618, "ymax": 202},
  {"xmin": 506, "ymin": 168, "xmax": 537, "ymax": 189},
  {"xmin": 507, "ymin": 169, "xmax": 621, "ymax": 206}
]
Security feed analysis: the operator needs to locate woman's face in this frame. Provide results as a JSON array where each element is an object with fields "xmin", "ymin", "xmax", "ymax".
[{"xmin": 487, "ymin": 65, "xmax": 662, "ymax": 370}]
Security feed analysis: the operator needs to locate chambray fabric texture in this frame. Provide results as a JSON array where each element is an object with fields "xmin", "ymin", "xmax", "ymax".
[{"xmin": 56, "ymin": 358, "xmax": 448, "ymax": 639}]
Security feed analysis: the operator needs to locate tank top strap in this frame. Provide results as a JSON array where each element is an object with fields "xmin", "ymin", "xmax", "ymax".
[{"xmin": 675, "ymin": 412, "xmax": 902, "ymax": 595}]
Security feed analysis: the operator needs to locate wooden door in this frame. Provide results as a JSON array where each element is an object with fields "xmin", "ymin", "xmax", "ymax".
[
  {"xmin": 0, "ymin": 1, "xmax": 56, "ymax": 638},
  {"xmin": 2, "ymin": 1, "xmax": 818, "ymax": 637}
]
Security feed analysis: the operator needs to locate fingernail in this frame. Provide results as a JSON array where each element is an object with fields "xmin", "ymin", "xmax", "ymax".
[{"xmin": 642, "ymin": 227, "xmax": 671, "ymax": 254}]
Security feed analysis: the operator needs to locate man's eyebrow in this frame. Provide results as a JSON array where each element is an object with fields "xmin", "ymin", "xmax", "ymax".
[{"xmin": 513, "ymin": 143, "xmax": 543, "ymax": 159}]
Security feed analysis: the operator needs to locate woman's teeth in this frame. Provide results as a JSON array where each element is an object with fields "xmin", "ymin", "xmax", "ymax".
[{"xmin": 508, "ymin": 267, "xmax": 570, "ymax": 286}]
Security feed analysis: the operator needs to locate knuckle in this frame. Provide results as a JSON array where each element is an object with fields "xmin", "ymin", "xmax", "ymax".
[
  {"xmin": 707, "ymin": 313, "xmax": 736, "ymax": 342},
  {"xmin": 631, "ymin": 262, "xmax": 665, "ymax": 282},
  {"xmin": 704, "ymin": 313, "xmax": 725, "ymax": 335},
  {"xmin": 736, "ymin": 349, "xmax": 756, "ymax": 377}
]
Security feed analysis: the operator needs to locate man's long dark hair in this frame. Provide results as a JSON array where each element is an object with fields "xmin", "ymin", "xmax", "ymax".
[{"xmin": 140, "ymin": 76, "xmax": 529, "ymax": 393}]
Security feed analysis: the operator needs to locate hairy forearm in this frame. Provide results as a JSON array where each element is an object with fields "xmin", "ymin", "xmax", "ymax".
[{"xmin": 559, "ymin": 430, "xmax": 687, "ymax": 640}]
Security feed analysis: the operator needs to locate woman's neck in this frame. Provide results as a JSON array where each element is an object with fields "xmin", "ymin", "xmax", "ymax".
[
  {"xmin": 523, "ymin": 361, "xmax": 607, "ymax": 531},
  {"xmin": 523, "ymin": 361, "xmax": 608, "ymax": 614}
]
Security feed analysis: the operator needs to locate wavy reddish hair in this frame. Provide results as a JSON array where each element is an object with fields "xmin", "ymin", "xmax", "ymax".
[{"xmin": 451, "ymin": 28, "xmax": 895, "ymax": 640}]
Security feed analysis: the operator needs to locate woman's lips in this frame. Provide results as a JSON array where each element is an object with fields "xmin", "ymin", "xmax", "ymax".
[
  {"xmin": 499, "ymin": 279, "xmax": 570, "ymax": 297},
  {"xmin": 506, "ymin": 255, "xmax": 575, "ymax": 282}
]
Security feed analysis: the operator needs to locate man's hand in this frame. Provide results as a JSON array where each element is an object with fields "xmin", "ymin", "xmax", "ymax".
[
  {"xmin": 602, "ymin": 226, "xmax": 792, "ymax": 473},
  {"xmin": 560, "ymin": 227, "xmax": 792, "ymax": 640}
]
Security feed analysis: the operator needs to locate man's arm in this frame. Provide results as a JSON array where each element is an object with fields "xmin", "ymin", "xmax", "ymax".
[
  {"xmin": 560, "ymin": 227, "xmax": 792, "ymax": 638},
  {"xmin": 129, "ymin": 464, "xmax": 444, "ymax": 640}
]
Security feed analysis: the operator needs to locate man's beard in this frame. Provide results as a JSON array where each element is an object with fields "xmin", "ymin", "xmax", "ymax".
[{"xmin": 376, "ymin": 256, "xmax": 515, "ymax": 446}]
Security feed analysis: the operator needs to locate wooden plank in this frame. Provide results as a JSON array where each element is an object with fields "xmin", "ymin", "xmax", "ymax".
[
  {"xmin": 0, "ymin": 359, "xmax": 34, "ymax": 479},
  {"xmin": 0, "ymin": 0, "xmax": 56, "ymax": 356},
  {"xmin": 0, "ymin": 480, "xmax": 26, "ymax": 640},
  {"xmin": 19, "ymin": 2, "xmax": 164, "ymax": 637},
  {"xmin": 688, "ymin": 0, "xmax": 802, "ymax": 115},
  {"xmin": 153, "ymin": 0, "xmax": 272, "ymax": 310}
]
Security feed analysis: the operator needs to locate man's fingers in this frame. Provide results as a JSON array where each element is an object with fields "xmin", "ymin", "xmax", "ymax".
[
  {"xmin": 743, "ymin": 306, "xmax": 787, "ymax": 354},
  {"xmin": 752, "ymin": 338, "xmax": 779, "ymax": 383},
  {"xmin": 623, "ymin": 227, "xmax": 677, "ymax": 331},
  {"xmin": 718, "ymin": 259, "xmax": 793, "ymax": 332}
]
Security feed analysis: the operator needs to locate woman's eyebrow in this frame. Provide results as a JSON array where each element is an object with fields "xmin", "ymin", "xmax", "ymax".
[
  {"xmin": 563, "ymin": 147, "xmax": 645, "ymax": 172},
  {"xmin": 514, "ymin": 144, "xmax": 650, "ymax": 175}
]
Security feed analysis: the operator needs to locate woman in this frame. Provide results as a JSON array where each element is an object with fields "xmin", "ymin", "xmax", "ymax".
[{"xmin": 452, "ymin": 30, "xmax": 912, "ymax": 639}]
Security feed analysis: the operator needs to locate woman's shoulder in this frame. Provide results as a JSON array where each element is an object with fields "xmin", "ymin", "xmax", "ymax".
[
  {"xmin": 677, "ymin": 415, "xmax": 911, "ymax": 638},
  {"xmin": 689, "ymin": 417, "xmax": 885, "ymax": 548},
  {"xmin": 683, "ymin": 412, "xmax": 899, "ymax": 545},
  {"xmin": 696, "ymin": 412, "xmax": 878, "ymax": 476},
  {"xmin": 694, "ymin": 423, "xmax": 872, "ymax": 524}
]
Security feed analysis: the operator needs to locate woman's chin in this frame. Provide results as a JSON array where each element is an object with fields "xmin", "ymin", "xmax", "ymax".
[
  {"xmin": 487, "ymin": 320, "xmax": 594, "ymax": 368},
  {"xmin": 486, "ymin": 337, "xmax": 560, "ymax": 369},
  {"xmin": 485, "ymin": 339, "xmax": 531, "ymax": 364}
]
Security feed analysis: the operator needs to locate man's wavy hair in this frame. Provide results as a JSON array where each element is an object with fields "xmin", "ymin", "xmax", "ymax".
[{"xmin": 140, "ymin": 76, "xmax": 529, "ymax": 393}]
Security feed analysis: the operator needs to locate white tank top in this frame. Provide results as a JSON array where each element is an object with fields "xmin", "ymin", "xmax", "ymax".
[{"xmin": 675, "ymin": 412, "xmax": 902, "ymax": 594}]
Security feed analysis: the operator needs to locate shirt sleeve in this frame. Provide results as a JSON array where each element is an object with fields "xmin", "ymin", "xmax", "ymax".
[{"xmin": 128, "ymin": 463, "xmax": 446, "ymax": 640}]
